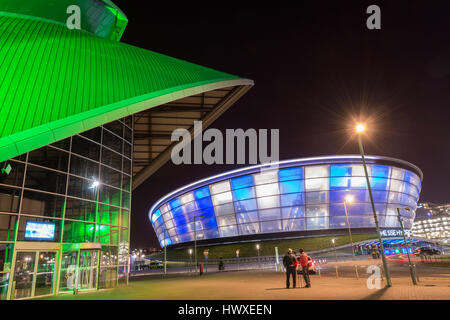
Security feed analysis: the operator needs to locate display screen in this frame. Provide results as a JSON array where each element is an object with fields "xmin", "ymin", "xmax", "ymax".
[{"xmin": 24, "ymin": 221, "xmax": 56, "ymax": 241}]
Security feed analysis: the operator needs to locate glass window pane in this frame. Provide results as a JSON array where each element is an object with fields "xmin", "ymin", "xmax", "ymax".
[
  {"xmin": 121, "ymin": 191, "xmax": 130, "ymax": 209},
  {"xmin": 210, "ymin": 181, "xmax": 231, "ymax": 194},
  {"xmin": 63, "ymin": 221, "xmax": 95, "ymax": 243},
  {"xmin": 65, "ymin": 198, "xmax": 96, "ymax": 222},
  {"xmin": 371, "ymin": 165, "xmax": 390, "ymax": 179},
  {"xmin": 239, "ymin": 223, "xmax": 260, "ymax": 235},
  {"xmin": 330, "ymin": 164, "xmax": 351, "ymax": 177},
  {"xmin": 219, "ymin": 225, "xmax": 238, "ymax": 237},
  {"xmin": 99, "ymin": 184, "xmax": 121, "ymax": 206},
  {"xmin": 0, "ymin": 186, "xmax": 21, "ymax": 213},
  {"xmin": 101, "ymin": 148, "xmax": 122, "ymax": 171},
  {"xmin": 260, "ymin": 220, "xmax": 281, "ymax": 233},
  {"xmin": 22, "ymin": 190, "xmax": 65, "ymax": 218},
  {"xmin": 0, "ymin": 214, "xmax": 17, "ymax": 241},
  {"xmin": 391, "ymin": 168, "xmax": 405, "ymax": 181},
  {"xmin": 28, "ymin": 146, "xmax": 69, "ymax": 172},
  {"xmin": 258, "ymin": 208, "xmax": 281, "ymax": 221},
  {"xmin": 281, "ymin": 206, "xmax": 305, "ymax": 219},
  {"xmin": 279, "ymin": 167, "xmax": 303, "ymax": 181},
  {"xmin": 122, "ymin": 157, "xmax": 131, "ymax": 175},
  {"xmin": 216, "ymin": 214, "xmax": 237, "ymax": 227},
  {"xmin": 253, "ymin": 170, "xmax": 278, "ymax": 185},
  {"xmin": 283, "ymin": 218, "xmax": 305, "ymax": 231},
  {"xmin": 232, "ymin": 187, "xmax": 255, "ymax": 201},
  {"xmin": 255, "ymin": 183, "xmax": 279, "ymax": 197},
  {"xmin": 305, "ymin": 178, "xmax": 329, "ymax": 191},
  {"xmin": 236, "ymin": 211, "xmax": 259, "ymax": 223},
  {"xmin": 230, "ymin": 175, "xmax": 254, "ymax": 189},
  {"xmin": 305, "ymin": 191, "xmax": 328, "ymax": 204},
  {"xmin": 194, "ymin": 186, "xmax": 210, "ymax": 200},
  {"xmin": 122, "ymin": 174, "xmax": 131, "ymax": 192},
  {"xmin": 99, "ymin": 204, "xmax": 120, "ymax": 225},
  {"xmin": 280, "ymin": 193, "xmax": 304, "ymax": 207},
  {"xmin": 214, "ymin": 202, "xmax": 235, "ymax": 216},
  {"xmin": 104, "ymin": 121, "xmax": 124, "ymax": 138},
  {"xmin": 280, "ymin": 180, "xmax": 303, "ymax": 194},
  {"xmin": 305, "ymin": 165, "xmax": 328, "ymax": 179},
  {"xmin": 0, "ymin": 160, "xmax": 25, "ymax": 187},
  {"xmin": 51, "ymin": 137, "xmax": 71, "ymax": 150},
  {"xmin": 103, "ymin": 129, "xmax": 123, "ymax": 154},
  {"xmin": 212, "ymin": 191, "xmax": 233, "ymax": 206},
  {"xmin": 70, "ymin": 154, "xmax": 99, "ymax": 180},
  {"xmin": 306, "ymin": 217, "xmax": 329, "ymax": 230},
  {"xmin": 257, "ymin": 195, "xmax": 280, "ymax": 209},
  {"xmin": 306, "ymin": 204, "xmax": 329, "ymax": 217},
  {"xmin": 79, "ymin": 127, "xmax": 102, "ymax": 143},
  {"xmin": 72, "ymin": 135, "xmax": 100, "ymax": 161},
  {"xmin": 234, "ymin": 199, "xmax": 258, "ymax": 213},
  {"xmin": 330, "ymin": 176, "xmax": 350, "ymax": 189},
  {"xmin": 100, "ymin": 165, "xmax": 122, "ymax": 189},
  {"xmin": 68, "ymin": 175, "xmax": 97, "ymax": 201}
]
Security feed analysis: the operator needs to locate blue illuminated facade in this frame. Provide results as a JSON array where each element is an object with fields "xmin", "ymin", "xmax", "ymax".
[{"xmin": 149, "ymin": 156, "xmax": 423, "ymax": 247}]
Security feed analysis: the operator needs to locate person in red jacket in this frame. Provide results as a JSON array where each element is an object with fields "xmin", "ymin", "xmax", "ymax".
[{"xmin": 298, "ymin": 248, "xmax": 311, "ymax": 288}]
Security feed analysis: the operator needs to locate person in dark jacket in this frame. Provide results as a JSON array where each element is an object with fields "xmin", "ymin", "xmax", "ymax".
[{"xmin": 282, "ymin": 248, "xmax": 297, "ymax": 288}]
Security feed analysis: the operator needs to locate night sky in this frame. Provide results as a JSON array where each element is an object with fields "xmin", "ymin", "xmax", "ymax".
[{"xmin": 112, "ymin": 1, "xmax": 450, "ymax": 248}]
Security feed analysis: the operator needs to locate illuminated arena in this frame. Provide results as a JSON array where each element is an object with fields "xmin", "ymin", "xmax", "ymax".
[{"xmin": 149, "ymin": 156, "xmax": 423, "ymax": 247}]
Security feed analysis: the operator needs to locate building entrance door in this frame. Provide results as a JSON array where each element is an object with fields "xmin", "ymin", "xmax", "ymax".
[
  {"xmin": 12, "ymin": 251, "xmax": 57, "ymax": 299},
  {"xmin": 78, "ymin": 250, "xmax": 98, "ymax": 291}
]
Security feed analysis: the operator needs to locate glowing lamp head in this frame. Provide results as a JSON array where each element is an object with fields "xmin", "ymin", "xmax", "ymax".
[
  {"xmin": 344, "ymin": 195, "xmax": 355, "ymax": 204},
  {"xmin": 189, "ymin": 249, "xmax": 193, "ymax": 255},
  {"xmin": 256, "ymin": 244, "xmax": 260, "ymax": 250},
  {"xmin": 331, "ymin": 238, "xmax": 335, "ymax": 244},
  {"xmin": 355, "ymin": 123, "xmax": 366, "ymax": 134},
  {"xmin": 91, "ymin": 180, "xmax": 100, "ymax": 188}
]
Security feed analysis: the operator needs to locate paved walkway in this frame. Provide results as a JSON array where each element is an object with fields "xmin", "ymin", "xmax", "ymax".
[{"xmin": 42, "ymin": 261, "xmax": 450, "ymax": 300}]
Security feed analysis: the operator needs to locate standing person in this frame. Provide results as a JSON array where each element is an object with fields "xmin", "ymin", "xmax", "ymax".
[
  {"xmin": 282, "ymin": 248, "xmax": 297, "ymax": 289},
  {"xmin": 298, "ymin": 248, "xmax": 311, "ymax": 288}
]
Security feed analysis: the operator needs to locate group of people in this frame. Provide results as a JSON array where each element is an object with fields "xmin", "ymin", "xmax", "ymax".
[{"xmin": 282, "ymin": 248, "xmax": 311, "ymax": 289}]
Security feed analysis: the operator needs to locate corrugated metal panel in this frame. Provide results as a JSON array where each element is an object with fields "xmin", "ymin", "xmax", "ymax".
[{"xmin": 0, "ymin": 14, "xmax": 253, "ymax": 162}]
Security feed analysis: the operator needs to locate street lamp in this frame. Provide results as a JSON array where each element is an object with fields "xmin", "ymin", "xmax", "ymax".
[
  {"xmin": 396, "ymin": 207, "xmax": 417, "ymax": 285},
  {"xmin": 188, "ymin": 248, "xmax": 193, "ymax": 273},
  {"xmin": 355, "ymin": 123, "xmax": 392, "ymax": 287},
  {"xmin": 256, "ymin": 244, "xmax": 261, "ymax": 268},
  {"xmin": 193, "ymin": 214, "xmax": 205, "ymax": 274},
  {"xmin": 343, "ymin": 195, "xmax": 355, "ymax": 256},
  {"xmin": 331, "ymin": 238, "xmax": 338, "ymax": 278}
]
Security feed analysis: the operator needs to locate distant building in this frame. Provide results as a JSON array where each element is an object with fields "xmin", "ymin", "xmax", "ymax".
[{"xmin": 412, "ymin": 202, "xmax": 450, "ymax": 243}]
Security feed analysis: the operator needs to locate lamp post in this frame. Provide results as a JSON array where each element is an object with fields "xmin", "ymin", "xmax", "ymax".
[
  {"xmin": 256, "ymin": 244, "xmax": 261, "ymax": 268},
  {"xmin": 396, "ymin": 207, "xmax": 417, "ymax": 285},
  {"xmin": 332, "ymin": 238, "xmax": 338, "ymax": 278},
  {"xmin": 343, "ymin": 195, "xmax": 355, "ymax": 256},
  {"xmin": 193, "ymin": 214, "xmax": 205, "ymax": 274},
  {"xmin": 355, "ymin": 123, "xmax": 392, "ymax": 287},
  {"xmin": 188, "ymin": 249, "xmax": 193, "ymax": 273},
  {"xmin": 163, "ymin": 229, "xmax": 168, "ymax": 275}
]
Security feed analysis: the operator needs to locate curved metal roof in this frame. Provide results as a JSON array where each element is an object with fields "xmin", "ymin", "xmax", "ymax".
[
  {"xmin": 148, "ymin": 155, "xmax": 423, "ymax": 220},
  {"xmin": 0, "ymin": 12, "xmax": 253, "ymax": 164}
]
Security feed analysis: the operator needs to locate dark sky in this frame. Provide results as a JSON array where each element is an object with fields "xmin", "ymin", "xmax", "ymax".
[{"xmin": 112, "ymin": 1, "xmax": 450, "ymax": 248}]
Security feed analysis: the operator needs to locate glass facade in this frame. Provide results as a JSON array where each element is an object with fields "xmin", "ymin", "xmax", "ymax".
[
  {"xmin": 0, "ymin": 117, "xmax": 132, "ymax": 299},
  {"xmin": 150, "ymin": 158, "xmax": 422, "ymax": 247}
]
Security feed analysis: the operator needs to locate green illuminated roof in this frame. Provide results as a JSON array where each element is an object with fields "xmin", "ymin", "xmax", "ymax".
[{"xmin": 0, "ymin": 12, "xmax": 253, "ymax": 163}]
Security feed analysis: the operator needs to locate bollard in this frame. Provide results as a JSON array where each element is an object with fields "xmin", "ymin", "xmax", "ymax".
[
  {"xmin": 355, "ymin": 265, "xmax": 359, "ymax": 280},
  {"xmin": 318, "ymin": 265, "xmax": 321, "ymax": 278}
]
